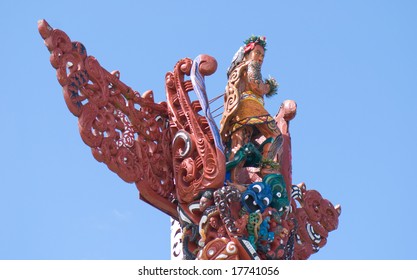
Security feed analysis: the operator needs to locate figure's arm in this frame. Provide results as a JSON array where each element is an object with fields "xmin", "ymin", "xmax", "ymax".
[{"xmin": 247, "ymin": 61, "xmax": 270, "ymax": 96}]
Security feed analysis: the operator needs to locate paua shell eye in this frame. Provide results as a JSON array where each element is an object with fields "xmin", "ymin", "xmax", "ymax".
[{"xmin": 252, "ymin": 184, "xmax": 262, "ymax": 193}]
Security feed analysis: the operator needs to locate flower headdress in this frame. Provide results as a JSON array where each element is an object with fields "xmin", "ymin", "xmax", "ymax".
[{"xmin": 243, "ymin": 35, "xmax": 267, "ymax": 54}]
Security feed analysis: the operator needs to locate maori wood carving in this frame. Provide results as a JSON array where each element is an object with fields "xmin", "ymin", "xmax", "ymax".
[
  {"xmin": 39, "ymin": 20, "xmax": 341, "ymax": 260},
  {"xmin": 166, "ymin": 56, "xmax": 226, "ymax": 205},
  {"xmin": 38, "ymin": 19, "xmax": 176, "ymax": 218}
]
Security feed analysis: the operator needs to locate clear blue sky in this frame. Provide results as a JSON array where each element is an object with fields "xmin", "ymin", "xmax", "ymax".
[{"xmin": 1, "ymin": 0, "xmax": 416, "ymax": 260}]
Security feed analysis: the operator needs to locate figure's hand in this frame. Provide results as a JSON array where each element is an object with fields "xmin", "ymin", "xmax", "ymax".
[
  {"xmin": 265, "ymin": 76, "xmax": 279, "ymax": 97},
  {"xmin": 266, "ymin": 76, "xmax": 278, "ymax": 87}
]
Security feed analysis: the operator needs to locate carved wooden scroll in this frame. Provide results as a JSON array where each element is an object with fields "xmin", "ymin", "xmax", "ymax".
[{"xmin": 165, "ymin": 55, "xmax": 226, "ymax": 204}]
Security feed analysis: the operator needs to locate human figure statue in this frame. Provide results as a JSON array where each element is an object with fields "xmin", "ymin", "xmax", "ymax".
[{"xmin": 220, "ymin": 36, "xmax": 282, "ymax": 183}]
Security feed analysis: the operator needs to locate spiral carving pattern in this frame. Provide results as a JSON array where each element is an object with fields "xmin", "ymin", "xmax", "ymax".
[{"xmin": 165, "ymin": 56, "xmax": 225, "ymax": 204}]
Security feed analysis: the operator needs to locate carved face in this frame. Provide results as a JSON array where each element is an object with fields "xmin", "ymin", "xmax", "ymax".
[
  {"xmin": 248, "ymin": 44, "xmax": 265, "ymax": 65},
  {"xmin": 209, "ymin": 216, "xmax": 219, "ymax": 229},
  {"xmin": 241, "ymin": 182, "xmax": 272, "ymax": 213},
  {"xmin": 264, "ymin": 174, "xmax": 290, "ymax": 217}
]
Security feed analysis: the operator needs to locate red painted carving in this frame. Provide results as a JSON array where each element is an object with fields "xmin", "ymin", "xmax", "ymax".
[
  {"xmin": 197, "ymin": 237, "xmax": 239, "ymax": 260},
  {"xmin": 291, "ymin": 182, "xmax": 341, "ymax": 259},
  {"xmin": 39, "ymin": 20, "xmax": 341, "ymax": 260},
  {"xmin": 165, "ymin": 56, "xmax": 225, "ymax": 204},
  {"xmin": 38, "ymin": 19, "xmax": 177, "ymax": 218}
]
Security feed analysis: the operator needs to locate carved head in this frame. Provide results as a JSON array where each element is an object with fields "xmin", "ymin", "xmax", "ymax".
[
  {"xmin": 241, "ymin": 182, "xmax": 273, "ymax": 213},
  {"xmin": 209, "ymin": 216, "xmax": 220, "ymax": 229},
  {"xmin": 226, "ymin": 35, "xmax": 267, "ymax": 77},
  {"xmin": 244, "ymin": 36, "xmax": 267, "ymax": 65},
  {"xmin": 199, "ymin": 190, "xmax": 214, "ymax": 211},
  {"xmin": 264, "ymin": 174, "xmax": 290, "ymax": 217},
  {"xmin": 247, "ymin": 44, "xmax": 265, "ymax": 65}
]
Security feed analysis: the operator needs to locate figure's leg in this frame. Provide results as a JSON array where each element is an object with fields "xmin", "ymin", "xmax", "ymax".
[
  {"xmin": 256, "ymin": 121, "xmax": 281, "ymax": 160},
  {"xmin": 229, "ymin": 126, "xmax": 253, "ymax": 183},
  {"xmin": 229, "ymin": 126, "xmax": 253, "ymax": 161}
]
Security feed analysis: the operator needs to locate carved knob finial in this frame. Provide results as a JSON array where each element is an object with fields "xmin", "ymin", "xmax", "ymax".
[
  {"xmin": 282, "ymin": 100, "xmax": 297, "ymax": 121},
  {"xmin": 198, "ymin": 54, "xmax": 217, "ymax": 76}
]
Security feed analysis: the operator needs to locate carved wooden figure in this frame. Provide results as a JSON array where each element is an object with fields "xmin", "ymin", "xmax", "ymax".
[{"xmin": 38, "ymin": 20, "xmax": 340, "ymax": 260}]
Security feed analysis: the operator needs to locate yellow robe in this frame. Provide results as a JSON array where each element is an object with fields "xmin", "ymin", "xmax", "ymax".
[{"xmin": 230, "ymin": 91, "xmax": 276, "ymax": 133}]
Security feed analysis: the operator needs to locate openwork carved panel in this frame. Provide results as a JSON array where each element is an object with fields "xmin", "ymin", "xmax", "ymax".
[{"xmin": 38, "ymin": 19, "xmax": 177, "ymax": 218}]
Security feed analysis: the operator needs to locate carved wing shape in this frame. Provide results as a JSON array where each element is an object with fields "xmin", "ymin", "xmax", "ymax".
[{"xmin": 38, "ymin": 19, "xmax": 177, "ymax": 218}]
